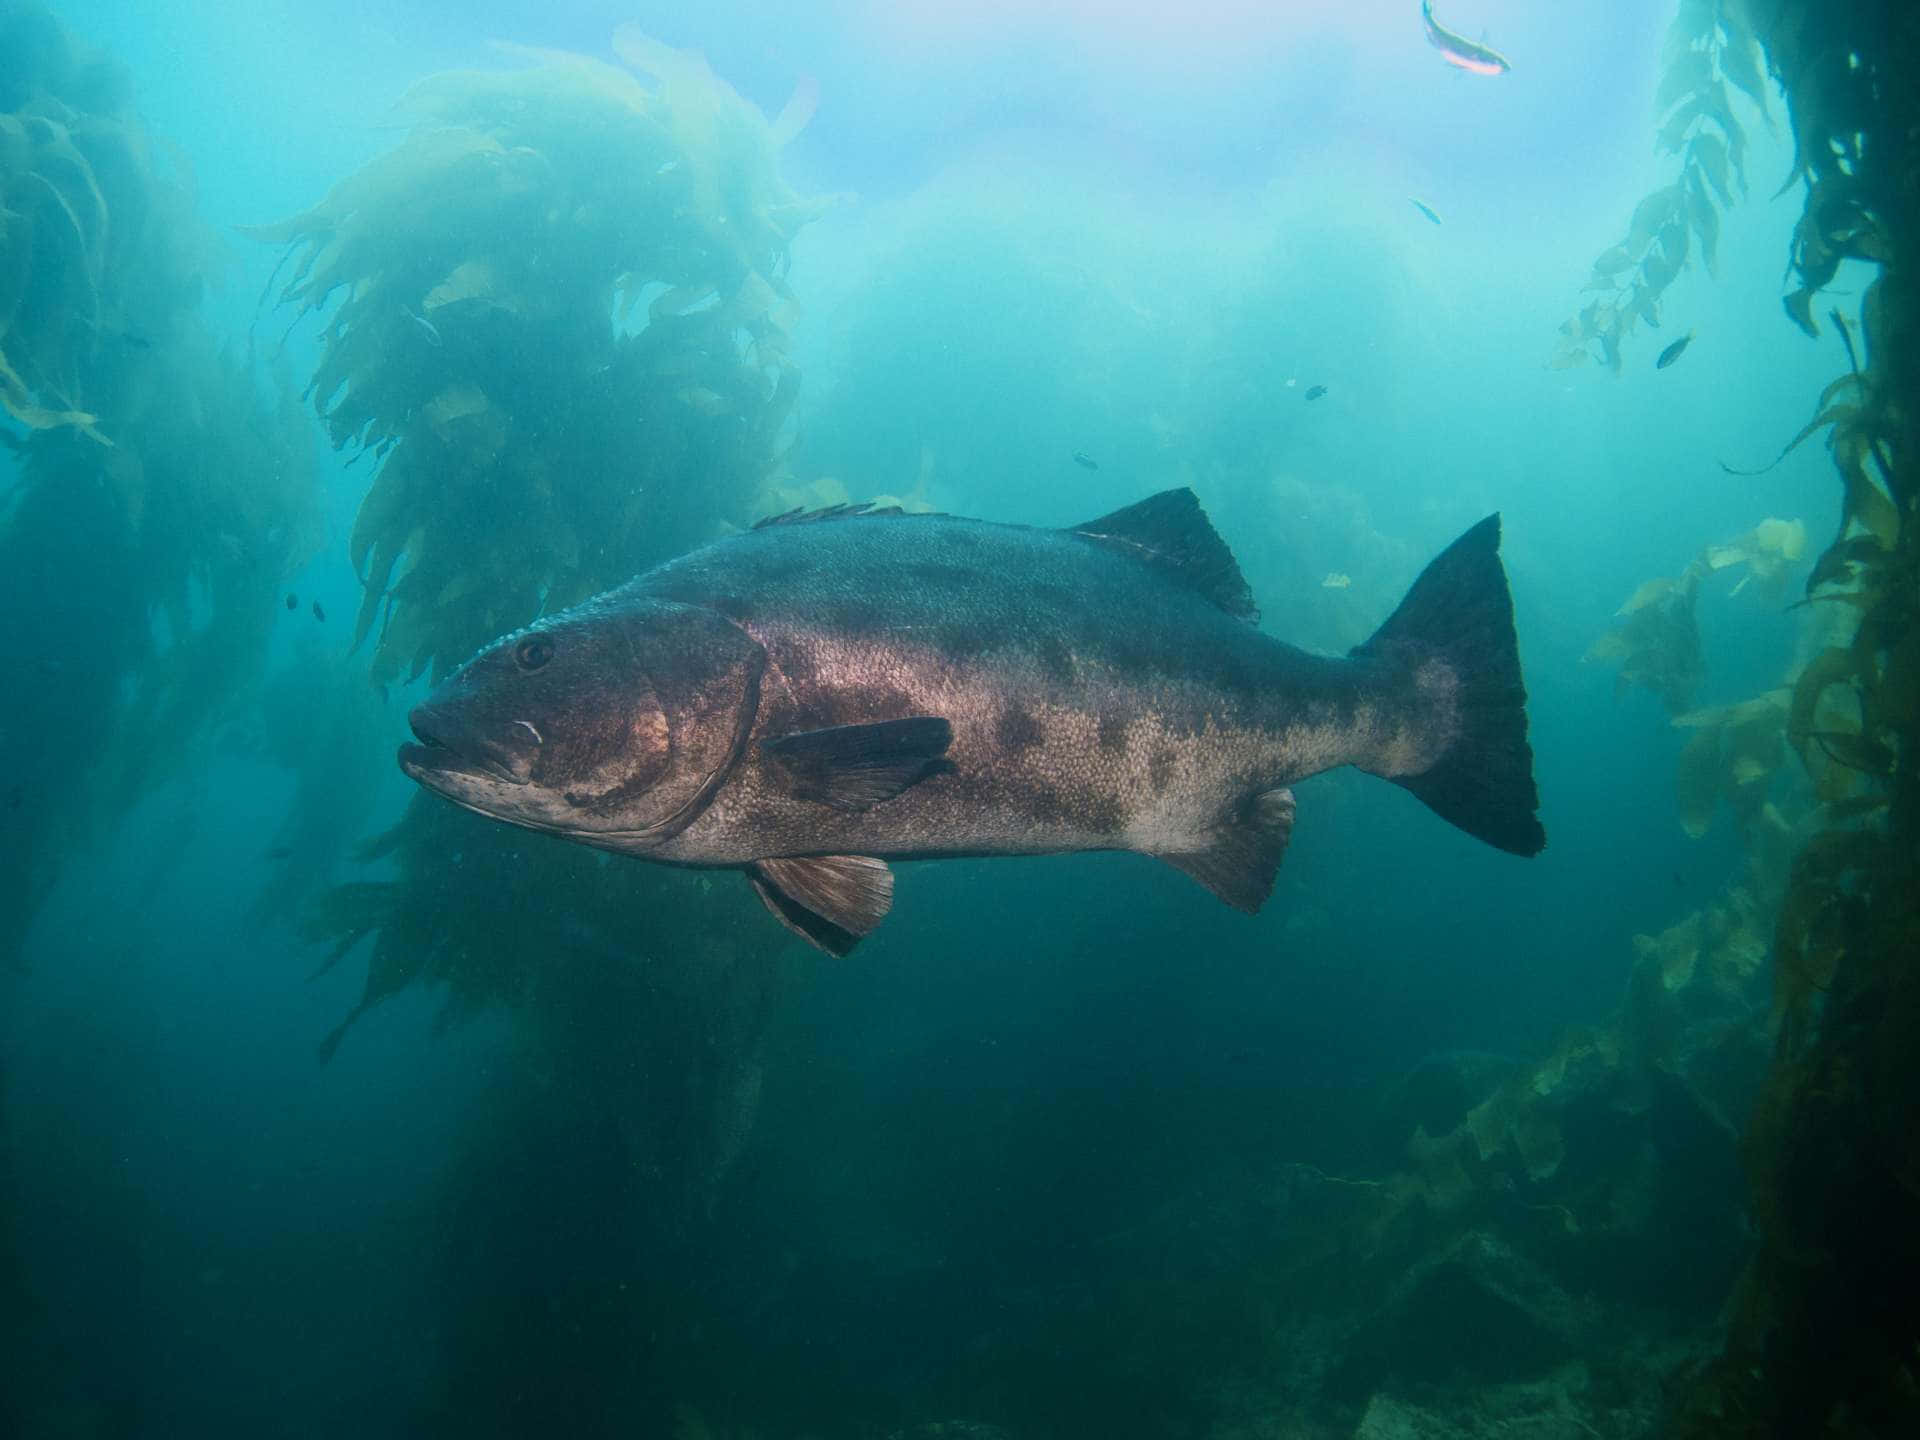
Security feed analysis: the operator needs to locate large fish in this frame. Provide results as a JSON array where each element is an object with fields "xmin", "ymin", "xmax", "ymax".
[{"xmin": 400, "ymin": 490, "xmax": 1544, "ymax": 954}]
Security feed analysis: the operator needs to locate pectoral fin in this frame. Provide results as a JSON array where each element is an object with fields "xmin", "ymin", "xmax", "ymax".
[
  {"xmin": 748, "ymin": 854, "xmax": 894, "ymax": 956},
  {"xmin": 763, "ymin": 716, "xmax": 953, "ymax": 811},
  {"xmin": 1157, "ymin": 787, "xmax": 1295, "ymax": 913}
]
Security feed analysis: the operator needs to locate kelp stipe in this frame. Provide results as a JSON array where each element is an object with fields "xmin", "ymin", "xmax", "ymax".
[{"xmin": 1654, "ymin": 0, "xmax": 1919, "ymax": 1431}]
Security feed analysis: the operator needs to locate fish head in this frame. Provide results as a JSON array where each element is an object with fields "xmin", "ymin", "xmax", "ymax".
[{"xmin": 399, "ymin": 597, "xmax": 764, "ymax": 847}]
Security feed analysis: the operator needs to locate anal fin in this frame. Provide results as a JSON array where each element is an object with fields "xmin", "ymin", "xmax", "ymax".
[
  {"xmin": 1157, "ymin": 787, "xmax": 1295, "ymax": 913},
  {"xmin": 748, "ymin": 854, "xmax": 894, "ymax": 956}
]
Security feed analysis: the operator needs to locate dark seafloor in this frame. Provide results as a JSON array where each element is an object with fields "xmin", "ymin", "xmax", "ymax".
[{"xmin": 1, "ymin": 1, "xmax": 1915, "ymax": 1437}]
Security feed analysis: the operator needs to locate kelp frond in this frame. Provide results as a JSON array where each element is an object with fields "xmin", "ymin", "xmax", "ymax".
[
  {"xmin": 0, "ymin": 4, "xmax": 323, "ymax": 969},
  {"xmin": 1585, "ymin": 515, "xmax": 1801, "ymax": 717},
  {"xmin": 255, "ymin": 31, "xmax": 820, "ymax": 685},
  {"xmin": 1553, "ymin": 0, "xmax": 1770, "ymax": 371},
  {"xmin": 1665, "ymin": 0, "xmax": 1919, "ymax": 1432},
  {"xmin": 1588, "ymin": 518, "xmax": 1816, "ymax": 838}
]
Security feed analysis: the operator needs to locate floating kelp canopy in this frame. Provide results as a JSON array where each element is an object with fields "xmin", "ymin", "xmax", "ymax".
[
  {"xmin": 0, "ymin": 2, "xmax": 320, "ymax": 968},
  {"xmin": 253, "ymin": 29, "xmax": 823, "ymax": 687}
]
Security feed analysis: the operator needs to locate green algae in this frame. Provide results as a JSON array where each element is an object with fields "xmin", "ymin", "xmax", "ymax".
[
  {"xmin": 1556, "ymin": 4, "xmax": 1919, "ymax": 1421},
  {"xmin": 1640, "ymin": 1, "xmax": 1920, "ymax": 1432},
  {"xmin": 1553, "ymin": 0, "xmax": 1770, "ymax": 371},
  {"xmin": 254, "ymin": 32, "xmax": 820, "ymax": 687},
  {"xmin": 0, "ymin": 4, "xmax": 322, "ymax": 969},
  {"xmin": 1585, "ymin": 515, "xmax": 1804, "ymax": 722}
]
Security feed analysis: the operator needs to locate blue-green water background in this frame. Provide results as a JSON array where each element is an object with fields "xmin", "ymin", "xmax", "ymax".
[{"xmin": 4, "ymin": 0, "xmax": 1833, "ymax": 1433}]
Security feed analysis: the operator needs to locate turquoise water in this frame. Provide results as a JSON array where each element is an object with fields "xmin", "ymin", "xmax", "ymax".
[{"xmin": 2, "ymin": 2, "xmax": 1839, "ymax": 1435}]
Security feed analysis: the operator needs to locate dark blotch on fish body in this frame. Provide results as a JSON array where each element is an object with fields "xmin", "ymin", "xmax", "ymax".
[
  {"xmin": 311, "ymin": 600, "xmax": 326, "ymax": 622},
  {"xmin": 996, "ymin": 704, "xmax": 1044, "ymax": 753},
  {"xmin": 286, "ymin": 592, "xmax": 297, "ymax": 611},
  {"xmin": 1072, "ymin": 450, "xmax": 1099, "ymax": 471},
  {"xmin": 396, "ymin": 489, "xmax": 1544, "ymax": 956},
  {"xmin": 1304, "ymin": 385, "xmax": 1328, "ymax": 401},
  {"xmin": 1656, "ymin": 332, "xmax": 1694, "ymax": 369}
]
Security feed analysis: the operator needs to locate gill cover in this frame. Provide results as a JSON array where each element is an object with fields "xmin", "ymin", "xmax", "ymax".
[{"xmin": 597, "ymin": 601, "xmax": 765, "ymax": 843}]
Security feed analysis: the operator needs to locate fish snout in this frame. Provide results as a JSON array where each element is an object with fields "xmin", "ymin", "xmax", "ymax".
[{"xmin": 404, "ymin": 703, "xmax": 534, "ymax": 786}]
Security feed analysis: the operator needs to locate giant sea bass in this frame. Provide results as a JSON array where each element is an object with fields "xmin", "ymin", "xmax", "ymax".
[{"xmin": 400, "ymin": 490, "xmax": 1544, "ymax": 953}]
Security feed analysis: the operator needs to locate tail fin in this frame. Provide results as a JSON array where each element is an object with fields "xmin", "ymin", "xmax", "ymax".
[{"xmin": 1353, "ymin": 515, "xmax": 1545, "ymax": 856}]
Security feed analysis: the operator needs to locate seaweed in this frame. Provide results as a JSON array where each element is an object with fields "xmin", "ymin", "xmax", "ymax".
[
  {"xmin": 266, "ymin": 35, "xmax": 820, "ymax": 1107},
  {"xmin": 1553, "ymin": 0, "xmax": 1771, "ymax": 371},
  {"xmin": 1585, "ymin": 514, "xmax": 1804, "ymax": 719},
  {"xmin": 1569, "ymin": 10, "xmax": 1919, "ymax": 1419},
  {"xmin": 1659, "ymin": 0, "xmax": 1920, "ymax": 1432},
  {"xmin": 255, "ymin": 63, "xmax": 826, "ymax": 1423},
  {"xmin": 238, "ymin": 643, "xmax": 394, "ymax": 933},
  {"xmin": 0, "ymin": 3, "xmax": 321, "ymax": 969},
  {"xmin": 253, "ymin": 33, "xmax": 820, "ymax": 686},
  {"xmin": 299, "ymin": 789, "xmax": 783, "ymax": 1279}
]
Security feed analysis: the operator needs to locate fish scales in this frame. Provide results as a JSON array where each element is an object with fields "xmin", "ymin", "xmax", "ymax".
[
  {"xmin": 400, "ymin": 490, "xmax": 1543, "ymax": 953},
  {"xmin": 631, "ymin": 514, "xmax": 1394, "ymax": 859}
]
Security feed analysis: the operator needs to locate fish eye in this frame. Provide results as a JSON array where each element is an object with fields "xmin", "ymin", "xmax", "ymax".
[{"xmin": 513, "ymin": 635, "xmax": 554, "ymax": 672}]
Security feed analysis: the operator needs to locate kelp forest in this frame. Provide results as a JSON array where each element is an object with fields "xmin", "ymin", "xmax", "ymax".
[
  {"xmin": 0, "ymin": 0, "xmax": 1915, "ymax": 1435},
  {"xmin": 1560, "ymin": 0, "xmax": 1917, "ymax": 1430}
]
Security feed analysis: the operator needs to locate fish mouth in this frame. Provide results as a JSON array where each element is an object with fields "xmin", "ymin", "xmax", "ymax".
[{"xmin": 400, "ymin": 711, "xmax": 531, "ymax": 787}]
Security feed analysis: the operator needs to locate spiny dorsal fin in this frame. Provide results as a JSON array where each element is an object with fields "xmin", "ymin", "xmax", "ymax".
[
  {"xmin": 752, "ymin": 501, "xmax": 909, "ymax": 530},
  {"xmin": 1068, "ymin": 487, "xmax": 1258, "ymax": 623}
]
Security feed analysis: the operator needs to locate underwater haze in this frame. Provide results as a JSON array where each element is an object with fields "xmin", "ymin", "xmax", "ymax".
[{"xmin": 1, "ymin": 1, "xmax": 1865, "ymax": 1437}]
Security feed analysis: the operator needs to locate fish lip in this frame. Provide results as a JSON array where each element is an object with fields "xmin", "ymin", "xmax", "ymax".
[
  {"xmin": 397, "ymin": 740, "xmax": 448, "ymax": 780},
  {"xmin": 400, "ymin": 713, "xmax": 532, "ymax": 787},
  {"xmin": 397, "ymin": 740, "xmax": 529, "ymax": 787},
  {"xmin": 407, "ymin": 708, "xmax": 457, "ymax": 754}
]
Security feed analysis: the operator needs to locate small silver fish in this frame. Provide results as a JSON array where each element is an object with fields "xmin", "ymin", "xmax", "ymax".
[
  {"xmin": 1422, "ymin": 1, "xmax": 1512, "ymax": 76},
  {"xmin": 403, "ymin": 305, "xmax": 443, "ymax": 348}
]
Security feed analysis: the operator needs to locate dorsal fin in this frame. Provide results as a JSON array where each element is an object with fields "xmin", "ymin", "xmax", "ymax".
[
  {"xmin": 752, "ymin": 501, "xmax": 908, "ymax": 530},
  {"xmin": 1068, "ymin": 487, "xmax": 1258, "ymax": 623}
]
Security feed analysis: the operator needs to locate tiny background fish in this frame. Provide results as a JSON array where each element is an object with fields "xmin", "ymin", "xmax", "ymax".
[{"xmin": 1656, "ymin": 332, "xmax": 1695, "ymax": 369}]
